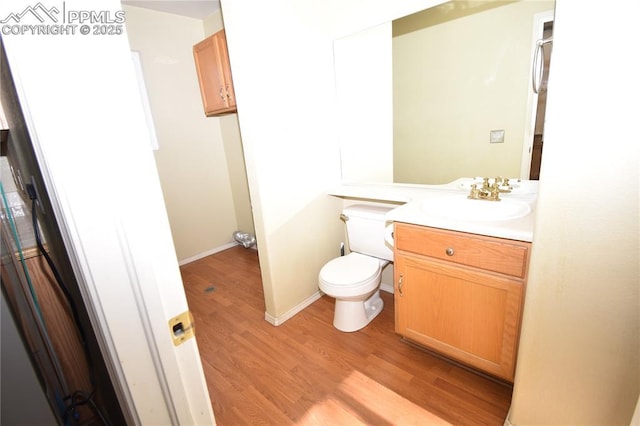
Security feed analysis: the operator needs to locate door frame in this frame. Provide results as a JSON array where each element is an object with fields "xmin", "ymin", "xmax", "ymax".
[{"xmin": 520, "ymin": 10, "xmax": 555, "ymax": 180}]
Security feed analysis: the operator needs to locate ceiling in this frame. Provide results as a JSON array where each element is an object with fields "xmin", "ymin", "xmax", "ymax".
[{"xmin": 121, "ymin": 0, "xmax": 220, "ymax": 19}]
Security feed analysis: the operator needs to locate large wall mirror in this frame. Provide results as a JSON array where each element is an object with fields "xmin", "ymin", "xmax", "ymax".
[{"xmin": 335, "ymin": 0, "xmax": 555, "ymax": 185}]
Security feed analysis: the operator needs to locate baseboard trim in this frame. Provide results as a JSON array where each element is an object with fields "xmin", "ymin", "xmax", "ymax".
[
  {"xmin": 265, "ymin": 283, "xmax": 395, "ymax": 326},
  {"xmin": 503, "ymin": 407, "xmax": 514, "ymax": 426},
  {"xmin": 265, "ymin": 291, "xmax": 323, "ymax": 326},
  {"xmin": 178, "ymin": 241, "xmax": 239, "ymax": 266}
]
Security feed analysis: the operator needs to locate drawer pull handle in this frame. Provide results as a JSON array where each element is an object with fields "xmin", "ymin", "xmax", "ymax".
[
  {"xmin": 398, "ymin": 274, "xmax": 404, "ymax": 296},
  {"xmin": 445, "ymin": 247, "xmax": 455, "ymax": 256}
]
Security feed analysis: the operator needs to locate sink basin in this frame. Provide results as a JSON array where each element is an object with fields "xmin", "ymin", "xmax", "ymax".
[{"xmin": 421, "ymin": 195, "xmax": 532, "ymax": 221}]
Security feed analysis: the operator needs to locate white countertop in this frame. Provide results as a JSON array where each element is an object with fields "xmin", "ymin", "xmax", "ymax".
[{"xmin": 329, "ymin": 179, "xmax": 538, "ymax": 242}]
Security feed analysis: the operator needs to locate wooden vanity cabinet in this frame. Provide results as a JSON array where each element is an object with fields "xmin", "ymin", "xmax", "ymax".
[
  {"xmin": 393, "ymin": 223, "xmax": 530, "ymax": 382},
  {"xmin": 193, "ymin": 29, "xmax": 237, "ymax": 116}
]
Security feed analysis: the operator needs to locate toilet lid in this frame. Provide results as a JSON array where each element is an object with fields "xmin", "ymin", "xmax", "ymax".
[{"xmin": 320, "ymin": 253, "xmax": 380, "ymax": 286}]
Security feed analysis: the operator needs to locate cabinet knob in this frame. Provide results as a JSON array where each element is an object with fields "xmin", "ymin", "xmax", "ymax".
[
  {"xmin": 398, "ymin": 274, "xmax": 404, "ymax": 296},
  {"xmin": 445, "ymin": 247, "xmax": 455, "ymax": 256},
  {"xmin": 219, "ymin": 88, "xmax": 225, "ymax": 100}
]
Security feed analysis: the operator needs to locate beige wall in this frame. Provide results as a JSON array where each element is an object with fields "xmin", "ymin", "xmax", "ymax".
[
  {"xmin": 202, "ymin": 9, "xmax": 223, "ymax": 36},
  {"xmin": 219, "ymin": 0, "xmax": 343, "ymax": 318},
  {"xmin": 219, "ymin": 114, "xmax": 254, "ymax": 235},
  {"xmin": 203, "ymin": 10, "xmax": 255, "ymax": 237},
  {"xmin": 393, "ymin": 1, "xmax": 553, "ymax": 184},
  {"xmin": 123, "ymin": 6, "xmax": 241, "ymax": 262},
  {"xmin": 509, "ymin": 0, "xmax": 640, "ymax": 423},
  {"xmin": 219, "ymin": 0, "xmax": 443, "ymax": 320}
]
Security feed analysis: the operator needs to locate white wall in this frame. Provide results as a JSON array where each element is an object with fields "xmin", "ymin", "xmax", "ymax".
[
  {"xmin": 509, "ymin": 0, "xmax": 640, "ymax": 423},
  {"xmin": 335, "ymin": 22, "xmax": 393, "ymax": 183},
  {"xmin": 123, "ymin": 5, "xmax": 239, "ymax": 262}
]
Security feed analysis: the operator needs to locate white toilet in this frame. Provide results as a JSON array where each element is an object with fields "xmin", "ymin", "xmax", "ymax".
[{"xmin": 318, "ymin": 204, "xmax": 394, "ymax": 332}]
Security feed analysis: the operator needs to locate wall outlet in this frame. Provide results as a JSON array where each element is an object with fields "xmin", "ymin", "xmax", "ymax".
[{"xmin": 490, "ymin": 129, "xmax": 505, "ymax": 143}]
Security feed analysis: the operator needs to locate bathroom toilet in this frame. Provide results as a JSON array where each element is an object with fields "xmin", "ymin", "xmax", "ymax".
[{"xmin": 318, "ymin": 205, "xmax": 394, "ymax": 332}]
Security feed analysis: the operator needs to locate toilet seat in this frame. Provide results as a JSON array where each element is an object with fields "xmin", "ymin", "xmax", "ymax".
[{"xmin": 319, "ymin": 253, "xmax": 382, "ymax": 297}]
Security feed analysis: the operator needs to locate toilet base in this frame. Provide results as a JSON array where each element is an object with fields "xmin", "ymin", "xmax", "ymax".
[{"xmin": 333, "ymin": 290, "xmax": 384, "ymax": 332}]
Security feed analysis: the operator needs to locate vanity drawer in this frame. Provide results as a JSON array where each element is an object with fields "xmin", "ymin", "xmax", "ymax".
[{"xmin": 394, "ymin": 223, "xmax": 530, "ymax": 278}]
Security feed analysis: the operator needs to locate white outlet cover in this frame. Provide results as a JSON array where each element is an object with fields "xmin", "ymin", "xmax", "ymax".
[{"xmin": 490, "ymin": 129, "xmax": 505, "ymax": 143}]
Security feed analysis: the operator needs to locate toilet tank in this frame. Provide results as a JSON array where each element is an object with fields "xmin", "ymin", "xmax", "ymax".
[{"xmin": 343, "ymin": 204, "xmax": 394, "ymax": 261}]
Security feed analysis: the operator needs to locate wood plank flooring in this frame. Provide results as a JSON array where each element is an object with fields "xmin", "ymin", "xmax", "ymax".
[{"xmin": 180, "ymin": 246, "xmax": 513, "ymax": 425}]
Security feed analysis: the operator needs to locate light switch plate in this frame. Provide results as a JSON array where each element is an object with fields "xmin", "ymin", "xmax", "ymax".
[{"xmin": 490, "ymin": 130, "xmax": 505, "ymax": 143}]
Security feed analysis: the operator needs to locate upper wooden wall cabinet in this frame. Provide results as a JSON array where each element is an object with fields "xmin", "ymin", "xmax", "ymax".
[{"xmin": 193, "ymin": 29, "xmax": 236, "ymax": 116}]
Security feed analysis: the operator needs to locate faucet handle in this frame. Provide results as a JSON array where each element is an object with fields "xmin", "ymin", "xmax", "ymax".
[
  {"xmin": 497, "ymin": 177, "xmax": 513, "ymax": 193},
  {"xmin": 468, "ymin": 183, "xmax": 480, "ymax": 199},
  {"xmin": 482, "ymin": 177, "xmax": 490, "ymax": 190},
  {"xmin": 489, "ymin": 183, "xmax": 501, "ymax": 201}
]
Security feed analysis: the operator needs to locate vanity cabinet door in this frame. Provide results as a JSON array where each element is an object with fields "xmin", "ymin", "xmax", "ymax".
[
  {"xmin": 193, "ymin": 30, "xmax": 237, "ymax": 116},
  {"xmin": 394, "ymin": 223, "xmax": 529, "ymax": 382}
]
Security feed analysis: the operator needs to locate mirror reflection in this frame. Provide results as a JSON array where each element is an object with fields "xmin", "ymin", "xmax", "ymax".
[{"xmin": 337, "ymin": 0, "xmax": 555, "ymax": 185}]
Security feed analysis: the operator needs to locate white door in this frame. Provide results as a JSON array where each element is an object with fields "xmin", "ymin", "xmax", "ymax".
[{"xmin": 1, "ymin": 0, "xmax": 216, "ymax": 424}]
